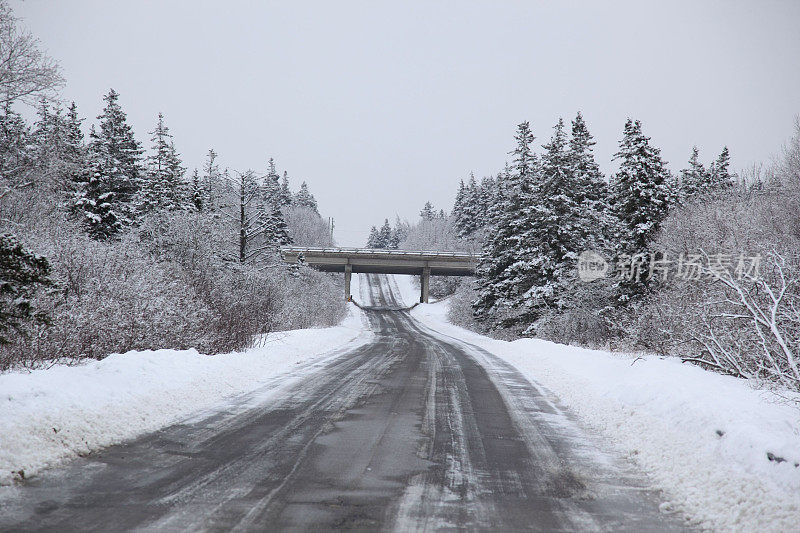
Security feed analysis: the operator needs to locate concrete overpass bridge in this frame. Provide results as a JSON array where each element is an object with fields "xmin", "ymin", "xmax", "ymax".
[{"xmin": 280, "ymin": 246, "xmax": 478, "ymax": 303}]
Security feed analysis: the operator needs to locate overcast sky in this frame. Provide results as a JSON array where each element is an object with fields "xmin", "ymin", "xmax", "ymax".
[{"xmin": 14, "ymin": 0, "xmax": 800, "ymax": 245}]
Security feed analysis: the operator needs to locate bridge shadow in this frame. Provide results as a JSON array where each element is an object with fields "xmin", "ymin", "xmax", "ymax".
[{"xmin": 350, "ymin": 298, "xmax": 419, "ymax": 313}]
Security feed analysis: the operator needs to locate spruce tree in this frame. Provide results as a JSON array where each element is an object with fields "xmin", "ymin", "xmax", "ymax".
[
  {"xmin": 477, "ymin": 175, "xmax": 498, "ymax": 230},
  {"xmin": 474, "ymin": 121, "xmax": 539, "ymax": 323},
  {"xmin": 419, "ymin": 201, "xmax": 435, "ymax": 221},
  {"xmin": 377, "ymin": 219, "xmax": 393, "ymax": 248},
  {"xmin": 263, "ymin": 157, "xmax": 281, "ymax": 204},
  {"xmin": 201, "ymin": 149, "xmax": 220, "ymax": 211},
  {"xmin": 294, "ymin": 181, "xmax": 318, "ymax": 213},
  {"xmin": 62, "ymin": 102, "xmax": 87, "ymax": 197},
  {"xmin": 0, "ymin": 233, "xmax": 52, "ymax": 344},
  {"xmin": 143, "ymin": 114, "xmax": 189, "ymax": 211},
  {"xmin": 31, "ymin": 99, "xmax": 87, "ymax": 198},
  {"xmin": 166, "ymin": 140, "xmax": 190, "ymax": 210},
  {"xmin": 0, "ymin": 104, "xmax": 31, "ymax": 181},
  {"xmin": 513, "ymin": 118, "xmax": 583, "ymax": 322},
  {"xmin": 678, "ymin": 146, "xmax": 708, "ymax": 201},
  {"xmin": 142, "ymin": 112, "xmax": 170, "ymax": 211},
  {"xmin": 75, "ymin": 89, "xmax": 143, "ymax": 239},
  {"xmin": 391, "ymin": 217, "xmax": 407, "ymax": 248},
  {"xmin": 708, "ymin": 146, "xmax": 735, "ymax": 191},
  {"xmin": 190, "ymin": 168, "xmax": 204, "ymax": 211},
  {"xmin": 610, "ymin": 119, "xmax": 674, "ymax": 295},
  {"xmin": 366, "ymin": 226, "xmax": 379, "ymax": 248},
  {"xmin": 567, "ymin": 111, "xmax": 612, "ymax": 249},
  {"xmin": 31, "ymin": 99, "xmax": 57, "ymax": 165},
  {"xmin": 279, "ymin": 171, "xmax": 293, "ymax": 206},
  {"xmin": 456, "ymin": 175, "xmax": 480, "ymax": 237},
  {"xmin": 452, "ymin": 179, "xmax": 467, "ymax": 234},
  {"xmin": 263, "ymin": 205, "xmax": 293, "ymax": 249}
]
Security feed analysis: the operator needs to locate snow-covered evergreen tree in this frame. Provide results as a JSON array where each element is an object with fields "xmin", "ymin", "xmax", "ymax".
[
  {"xmin": 378, "ymin": 219, "xmax": 393, "ymax": 248},
  {"xmin": 30, "ymin": 99, "xmax": 88, "ymax": 200},
  {"xmin": 167, "ymin": 140, "xmax": 191, "ymax": 210},
  {"xmin": 474, "ymin": 121, "xmax": 539, "ymax": 324},
  {"xmin": 142, "ymin": 113, "xmax": 188, "ymax": 211},
  {"xmin": 279, "ymin": 171, "xmax": 293, "ymax": 206},
  {"xmin": 678, "ymin": 146, "xmax": 708, "ymax": 201},
  {"xmin": 419, "ymin": 201, "xmax": 436, "ymax": 221},
  {"xmin": 512, "ymin": 118, "xmax": 586, "ymax": 324},
  {"xmin": 0, "ymin": 233, "xmax": 51, "ymax": 345},
  {"xmin": 256, "ymin": 162, "xmax": 294, "ymax": 252},
  {"xmin": 74, "ymin": 89, "xmax": 143, "ymax": 239},
  {"xmin": 567, "ymin": 111, "xmax": 612, "ymax": 249},
  {"xmin": 390, "ymin": 216, "xmax": 407, "ymax": 249},
  {"xmin": 0, "ymin": 104, "xmax": 31, "ymax": 181},
  {"xmin": 366, "ymin": 226, "xmax": 379, "ymax": 248},
  {"xmin": 477, "ymin": 174, "xmax": 498, "ymax": 229},
  {"xmin": 263, "ymin": 204, "xmax": 293, "ymax": 249},
  {"xmin": 452, "ymin": 179, "xmax": 467, "ymax": 233},
  {"xmin": 262, "ymin": 157, "xmax": 281, "ymax": 203},
  {"xmin": 201, "ymin": 148, "xmax": 221, "ymax": 211},
  {"xmin": 454, "ymin": 174, "xmax": 481, "ymax": 237},
  {"xmin": 610, "ymin": 119, "xmax": 674, "ymax": 294},
  {"xmin": 222, "ymin": 169, "xmax": 286, "ymax": 263},
  {"xmin": 294, "ymin": 181, "xmax": 318, "ymax": 213},
  {"xmin": 31, "ymin": 99, "xmax": 58, "ymax": 162},
  {"xmin": 708, "ymin": 146, "xmax": 735, "ymax": 191},
  {"xmin": 62, "ymin": 102, "xmax": 87, "ymax": 196},
  {"xmin": 190, "ymin": 168, "xmax": 204, "ymax": 211}
]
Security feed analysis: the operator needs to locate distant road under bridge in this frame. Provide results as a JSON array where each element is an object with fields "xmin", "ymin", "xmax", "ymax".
[{"xmin": 280, "ymin": 246, "xmax": 478, "ymax": 303}]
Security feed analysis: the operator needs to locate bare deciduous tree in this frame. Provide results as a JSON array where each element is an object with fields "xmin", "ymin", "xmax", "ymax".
[{"xmin": 0, "ymin": 1, "xmax": 64, "ymax": 108}]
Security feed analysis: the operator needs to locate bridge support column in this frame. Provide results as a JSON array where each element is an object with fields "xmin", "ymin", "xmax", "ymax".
[
  {"xmin": 344, "ymin": 264, "xmax": 352, "ymax": 301},
  {"xmin": 420, "ymin": 266, "xmax": 430, "ymax": 304}
]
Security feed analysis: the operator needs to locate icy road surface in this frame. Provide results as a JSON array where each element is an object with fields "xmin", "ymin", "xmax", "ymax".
[{"xmin": 0, "ymin": 275, "xmax": 685, "ymax": 531}]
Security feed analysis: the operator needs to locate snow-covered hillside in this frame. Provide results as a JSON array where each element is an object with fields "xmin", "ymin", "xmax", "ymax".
[
  {"xmin": 0, "ymin": 293, "xmax": 372, "ymax": 487},
  {"xmin": 388, "ymin": 274, "xmax": 800, "ymax": 532}
]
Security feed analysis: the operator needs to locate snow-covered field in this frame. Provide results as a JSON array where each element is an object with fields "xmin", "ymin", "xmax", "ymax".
[
  {"xmin": 0, "ymin": 285, "xmax": 372, "ymax": 487},
  {"xmin": 387, "ymin": 274, "xmax": 800, "ymax": 532}
]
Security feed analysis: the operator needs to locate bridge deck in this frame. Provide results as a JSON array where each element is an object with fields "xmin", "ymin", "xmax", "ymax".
[{"xmin": 280, "ymin": 246, "xmax": 477, "ymax": 276}]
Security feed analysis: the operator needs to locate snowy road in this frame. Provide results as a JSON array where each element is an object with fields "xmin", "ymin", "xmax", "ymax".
[{"xmin": 0, "ymin": 275, "xmax": 685, "ymax": 532}]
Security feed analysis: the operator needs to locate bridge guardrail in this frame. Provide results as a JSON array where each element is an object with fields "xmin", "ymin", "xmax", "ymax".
[{"xmin": 280, "ymin": 246, "xmax": 478, "ymax": 259}]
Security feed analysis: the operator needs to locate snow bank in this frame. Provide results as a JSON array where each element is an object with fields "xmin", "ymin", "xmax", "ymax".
[
  {"xmin": 0, "ymin": 304, "xmax": 372, "ymax": 486},
  {"xmin": 394, "ymin": 276, "xmax": 800, "ymax": 532}
]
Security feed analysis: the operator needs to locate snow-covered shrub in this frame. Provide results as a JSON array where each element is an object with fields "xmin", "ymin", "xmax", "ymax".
[
  {"xmin": 447, "ymin": 280, "xmax": 483, "ymax": 331},
  {"xmin": 0, "ymin": 186, "xmax": 345, "ymax": 369},
  {"xmin": 135, "ymin": 211, "xmax": 344, "ymax": 351},
  {"xmin": 534, "ymin": 279, "xmax": 621, "ymax": 348},
  {"xmin": 1, "ymin": 205, "xmax": 213, "ymax": 368},
  {"xmin": 641, "ymin": 123, "xmax": 800, "ymax": 389},
  {"xmin": 399, "ymin": 213, "xmax": 477, "ymax": 298},
  {"xmin": 284, "ymin": 205, "xmax": 333, "ymax": 247},
  {"xmin": 270, "ymin": 268, "xmax": 345, "ymax": 331},
  {"xmin": 446, "ymin": 280, "xmax": 520, "ymax": 341}
]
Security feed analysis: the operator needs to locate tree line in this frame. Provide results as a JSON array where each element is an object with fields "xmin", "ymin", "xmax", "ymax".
[
  {"xmin": 0, "ymin": 1, "xmax": 341, "ymax": 369},
  {"xmin": 443, "ymin": 114, "xmax": 798, "ymax": 390},
  {"xmin": 388, "ymin": 112, "xmax": 797, "ymax": 391}
]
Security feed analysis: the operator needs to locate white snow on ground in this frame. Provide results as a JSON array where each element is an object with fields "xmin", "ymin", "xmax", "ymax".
[
  {"xmin": 0, "ymin": 302, "xmax": 372, "ymax": 487},
  {"xmin": 388, "ymin": 274, "xmax": 800, "ymax": 532}
]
